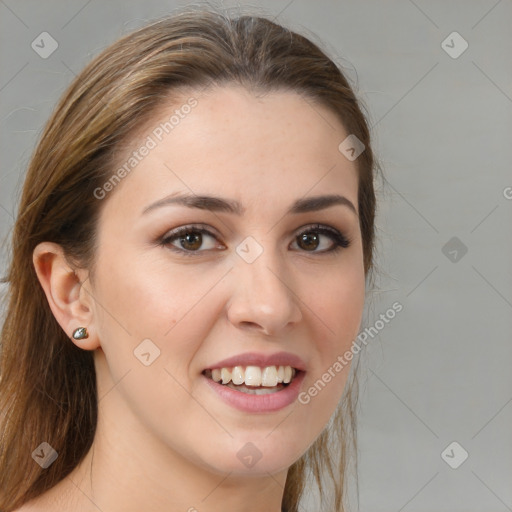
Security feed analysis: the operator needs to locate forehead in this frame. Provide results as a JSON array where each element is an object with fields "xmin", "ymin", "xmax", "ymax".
[{"xmin": 101, "ymin": 85, "xmax": 359, "ymax": 220}]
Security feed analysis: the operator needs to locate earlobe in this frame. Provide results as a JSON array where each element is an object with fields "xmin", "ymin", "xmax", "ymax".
[{"xmin": 32, "ymin": 241, "xmax": 100, "ymax": 350}]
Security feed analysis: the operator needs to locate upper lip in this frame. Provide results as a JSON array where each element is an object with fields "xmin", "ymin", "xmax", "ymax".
[{"xmin": 205, "ymin": 351, "xmax": 307, "ymax": 372}]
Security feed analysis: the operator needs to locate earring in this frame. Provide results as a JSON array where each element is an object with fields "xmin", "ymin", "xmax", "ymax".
[{"xmin": 72, "ymin": 327, "xmax": 89, "ymax": 340}]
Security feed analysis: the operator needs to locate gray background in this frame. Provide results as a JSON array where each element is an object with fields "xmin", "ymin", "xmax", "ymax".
[{"xmin": 1, "ymin": 0, "xmax": 511, "ymax": 511}]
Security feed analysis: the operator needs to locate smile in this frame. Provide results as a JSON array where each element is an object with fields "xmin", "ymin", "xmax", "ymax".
[{"xmin": 202, "ymin": 365, "xmax": 305, "ymax": 411}]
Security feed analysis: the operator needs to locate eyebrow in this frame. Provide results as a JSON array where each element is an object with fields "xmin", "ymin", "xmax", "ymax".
[{"xmin": 142, "ymin": 192, "xmax": 358, "ymax": 217}]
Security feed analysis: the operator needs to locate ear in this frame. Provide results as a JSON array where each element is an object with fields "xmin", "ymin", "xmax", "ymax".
[{"xmin": 32, "ymin": 241, "xmax": 100, "ymax": 351}]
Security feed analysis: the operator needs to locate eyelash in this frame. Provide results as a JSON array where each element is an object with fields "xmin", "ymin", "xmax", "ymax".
[{"xmin": 158, "ymin": 223, "xmax": 351, "ymax": 257}]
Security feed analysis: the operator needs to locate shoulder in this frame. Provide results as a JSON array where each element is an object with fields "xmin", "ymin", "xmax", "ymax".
[
  {"xmin": 12, "ymin": 499, "xmax": 49, "ymax": 511},
  {"xmin": 11, "ymin": 473, "xmax": 93, "ymax": 511},
  {"xmin": 12, "ymin": 503, "xmax": 38, "ymax": 511},
  {"xmin": 11, "ymin": 485, "xmax": 74, "ymax": 512}
]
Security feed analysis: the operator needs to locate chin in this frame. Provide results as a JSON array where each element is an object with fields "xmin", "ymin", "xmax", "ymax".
[{"xmin": 197, "ymin": 439, "xmax": 304, "ymax": 477}]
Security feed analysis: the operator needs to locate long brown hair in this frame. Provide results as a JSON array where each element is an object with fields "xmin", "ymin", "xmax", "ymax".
[{"xmin": 0, "ymin": 6, "xmax": 379, "ymax": 511}]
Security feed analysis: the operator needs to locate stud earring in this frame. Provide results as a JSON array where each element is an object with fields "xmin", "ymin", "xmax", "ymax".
[{"xmin": 72, "ymin": 327, "xmax": 89, "ymax": 340}]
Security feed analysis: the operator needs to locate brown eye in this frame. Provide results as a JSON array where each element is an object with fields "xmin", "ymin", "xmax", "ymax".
[
  {"xmin": 297, "ymin": 232, "xmax": 320, "ymax": 251},
  {"xmin": 160, "ymin": 225, "xmax": 222, "ymax": 256},
  {"xmin": 178, "ymin": 231, "xmax": 203, "ymax": 251},
  {"xmin": 159, "ymin": 223, "xmax": 350, "ymax": 257},
  {"xmin": 292, "ymin": 225, "xmax": 351, "ymax": 253}
]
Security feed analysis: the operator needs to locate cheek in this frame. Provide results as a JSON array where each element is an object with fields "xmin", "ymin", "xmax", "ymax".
[
  {"xmin": 304, "ymin": 262, "xmax": 365, "ymax": 342},
  {"xmin": 92, "ymin": 250, "xmax": 227, "ymax": 375},
  {"xmin": 298, "ymin": 263, "xmax": 365, "ymax": 408},
  {"xmin": 95, "ymin": 248, "xmax": 186, "ymax": 333},
  {"xmin": 90, "ymin": 253, "xmax": 220, "ymax": 424}
]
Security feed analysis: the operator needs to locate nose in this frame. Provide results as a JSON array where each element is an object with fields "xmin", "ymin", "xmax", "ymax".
[{"xmin": 226, "ymin": 248, "xmax": 303, "ymax": 337}]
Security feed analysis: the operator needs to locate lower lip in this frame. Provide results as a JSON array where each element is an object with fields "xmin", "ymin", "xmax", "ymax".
[{"xmin": 202, "ymin": 371, "xmax": 306, "ymax": 413}]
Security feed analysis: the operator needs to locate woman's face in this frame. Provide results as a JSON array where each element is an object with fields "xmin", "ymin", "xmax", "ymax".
[{"xmin": 86, "ymin": 85, "xmax": 365, "ymax": 476}]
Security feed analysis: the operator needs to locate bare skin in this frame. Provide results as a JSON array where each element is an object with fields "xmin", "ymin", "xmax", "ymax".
[{"xmin": 24, "ymin": 85, "xmax": 366, "ymax": 512}]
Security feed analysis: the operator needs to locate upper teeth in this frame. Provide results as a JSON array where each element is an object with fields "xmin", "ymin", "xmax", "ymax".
[{"xmin": 210, "ymin": 365, "xmax": 296, "ymax": 387}]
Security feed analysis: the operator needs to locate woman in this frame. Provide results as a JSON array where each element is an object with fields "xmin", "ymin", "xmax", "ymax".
[{"xmin": 0, "ymin": 7, "xmax": 379, "ymax": 512}]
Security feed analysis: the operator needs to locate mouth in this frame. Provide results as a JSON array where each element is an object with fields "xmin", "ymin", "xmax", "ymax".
[{"xmin": 202, "ymin": 365, "xmax": 301, "ymax": 395}]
